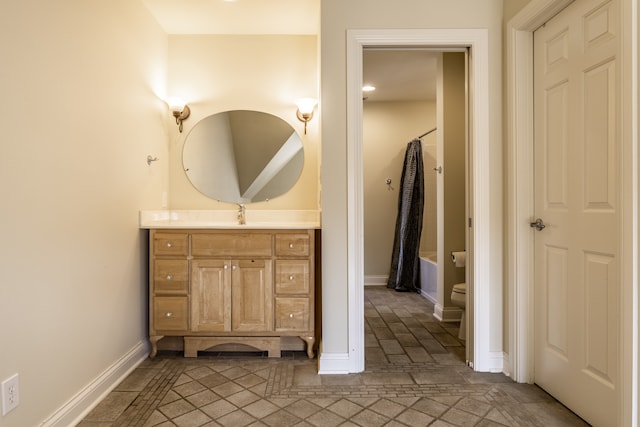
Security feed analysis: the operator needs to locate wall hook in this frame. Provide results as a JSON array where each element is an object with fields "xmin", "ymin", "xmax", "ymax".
[
  {"xmin": 147, "ymin": 155, "xmax": 159, "ymax": 166},
  {"xmin": 433, "ymin": 166, "xmax": 442, "ymax": 174},
  {"xmin": 385, "ymin": 178, "xmax": 394, "ymax": 191}
]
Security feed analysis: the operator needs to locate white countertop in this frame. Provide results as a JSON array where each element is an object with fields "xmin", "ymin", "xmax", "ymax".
[{"xmin": 139, "ymin": 210, "xmax": 321, "ymax": 229}]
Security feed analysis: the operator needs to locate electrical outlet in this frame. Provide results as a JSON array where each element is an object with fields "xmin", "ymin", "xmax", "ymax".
[{"xmin": 1, "ymin": 374, "xmax": 19, "ymax": 415}]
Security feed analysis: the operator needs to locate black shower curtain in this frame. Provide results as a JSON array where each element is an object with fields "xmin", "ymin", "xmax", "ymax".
[{"xmin": 387, "ymin": 139, "xmax": 424, "ymax": 292}]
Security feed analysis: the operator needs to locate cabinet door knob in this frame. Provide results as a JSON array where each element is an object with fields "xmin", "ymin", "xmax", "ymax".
[
  {"xmin": 166, "ymin": 274, "xmax": 173, "ymax": 280},
  {"xmin": 166, "ymin": 242, "xmax": 173, "ymax": 248},
  {"xmin": 232, "ymin": 265, "xmax": 237, "ymax": 270},
  {"xmin": 289, "ymin": 243, "xmax": 294, "ymax": 248},
  {"xmin": 289, "ymin": 275, "xmax": 295, "ymax": 281},
  {"xmin": 224, "ymin": 264, "xmax": 228, "ymax": 269},
  {"xmin": 165, "ymin": 312, "xmax": 173, "ymax": 318},
  {"xmin": 289, "ymin": 313, "xmax": 294, "ymax": 318}
]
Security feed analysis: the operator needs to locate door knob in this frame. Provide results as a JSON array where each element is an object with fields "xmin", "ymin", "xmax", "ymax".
[{"xmin": 530, "ymin": 218, "xmax": 546, "ymax": 231}]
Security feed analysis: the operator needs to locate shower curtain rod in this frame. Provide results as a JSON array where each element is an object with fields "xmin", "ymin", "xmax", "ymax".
[{"xmin": 417, "ymin": 127, "xmax": 437, "ymax": 139}]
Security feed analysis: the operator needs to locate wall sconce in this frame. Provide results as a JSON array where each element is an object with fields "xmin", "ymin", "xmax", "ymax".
[
  {"xmin": 295, "ymin": 98, "xmax": 317, "ymax": 135},
  {"xmin": 167, "ymin": 97, "xmax": 190, "ymax": 133}
]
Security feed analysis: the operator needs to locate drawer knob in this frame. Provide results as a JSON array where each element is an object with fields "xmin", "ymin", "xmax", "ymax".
[
  {"xmin": 232, "ymin": 265, "xmax": 237, "ymax": 270},
  {"xmin": 289, "ymin": 313, "xmax": 294, "ymax": 318},
  {"xmin": 289, "ymin": 275, "xmax": 295, "ymax": 281},
  {"xmin": 165, "ymin": 312, "xmax": 173, "ymax": 318},
  {"xmin": 166, "ymin": 242, "xmax": 173, "ymax": 248},
  {"xmin": 224, "ymin": 264, "xmax": 228, "ymax": 270},
  {"xmin": 166, "ymin": 274, "xmax": 173, "ymax": 280},
  {"xmin": 289, "ymin": 243, "xmax": 294, "ymax": 248}
]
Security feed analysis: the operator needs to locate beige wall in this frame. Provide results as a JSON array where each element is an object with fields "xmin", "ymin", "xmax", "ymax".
[
  {"xmin": 0, "ymin": 1, "xmax": 167, "ymax": 426},
  {"xmin": 503, "ymin": 0, "xmax": 533, "ymax": 22},
  {"xmin": 321, "ymin": 0, "xmax": 504, "ymax": 355},
  {"xmin": 440, "ymin": 52, "xmax": 467, "ymax": 305},
  {"xmin": 422, "ymin": 132, "xmax": 438, "ymax": 255},
  {"xmin": 363, "ymin": 101, "xmax": 436, "ymax": 280},
  {"xmin": 166, "ymin": 35, "xmax": 320, "ymax": 211}
]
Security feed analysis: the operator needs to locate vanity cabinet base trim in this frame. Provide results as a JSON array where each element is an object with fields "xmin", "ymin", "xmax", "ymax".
[
  {"xmin": 301, "ymin": 336, "xmax": 316, "ymax": 358},
  {"xmin": 148, "ymin": 229, "xmax": 318, "ymax": 360},
  {"xmin": 184, "ymin": 336, "xmax": 281, "ymax": 358},
  {"xmin": 150, "ymin": 335, "xmax": 164, "ymax": 358}
]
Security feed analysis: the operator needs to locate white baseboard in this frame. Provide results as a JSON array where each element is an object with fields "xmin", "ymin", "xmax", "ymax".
[
  {"xmin": 364, "ymin": 275, "xmax": 387, "ymax": 287},
  {"xmin": 434, "ymin": 304, "xmax": 463, "ymax": 322},
  {"xmin": 502, "ymin": 352, "xmax": 512, "ymax": 378},
  {"xmin": 418, "ymin": 289, "xmax": 438, "ymax": 305},
  {"xmin": 486, "ymin": 351, "xmax": 506, "ymax": 373},
  {"xmin": 40, "ymin": 340, "xmax": 149, "ymax": 427},
  {"xmin": 317, "ymin": 352, "xmax": 351, "ymax": 375}
]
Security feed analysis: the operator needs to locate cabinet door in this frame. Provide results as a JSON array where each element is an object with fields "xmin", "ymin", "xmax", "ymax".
[
  {"xmin": 153, "ymin": 296, "xmax": 188, "ymax": 332},
  {"xmin": 153, "ymin": 232, "xmax": 188, "ymax": 256},
  {"xmin": 154, "ymin": 259, "xmax": 189, "ymax": 294},
  {"xmin": 275, "ymin": 233, "xmax": 310, "ymax": 257},
  {"xmin": 275, "ymin": 260, "xmax": 310, "ymax": 294},
  {"xmin": 191, "ymin": 259, "xmax": 231, "ymax": 332},
  {"xmin": 275, "ymin": 297, "xmax": 310, "ymax": 331},
  {"xmin": 232, "ymin": 259, "xmax": 273, "ymax": 332}
]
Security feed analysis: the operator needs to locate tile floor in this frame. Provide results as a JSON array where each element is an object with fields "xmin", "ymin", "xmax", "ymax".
[{"xmin": 78, "ymin": 287, "xmax": 589, "ymax": 426}]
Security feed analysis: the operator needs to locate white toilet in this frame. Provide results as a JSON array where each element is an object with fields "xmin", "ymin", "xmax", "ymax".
[{"xmin": 450, "ymin": 283, "xmax": 466, "ymax": 340}]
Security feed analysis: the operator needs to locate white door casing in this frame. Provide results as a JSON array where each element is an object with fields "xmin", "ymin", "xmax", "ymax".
[
  {"xmin": 533, "ymin": 0, "xmax": 619, "ymax": 424},
  {"xmin": 343, "ymin": 29, "xmax": 498, "ymax": 374}
]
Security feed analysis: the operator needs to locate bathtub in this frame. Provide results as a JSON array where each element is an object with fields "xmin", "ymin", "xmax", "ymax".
[{"xmin": 419, "ymin": 252, "xmax": 438, "ymax": 304}]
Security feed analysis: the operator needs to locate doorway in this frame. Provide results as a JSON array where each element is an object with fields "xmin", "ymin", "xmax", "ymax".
[
  {"xmin": 361, "ymin": 48, "xmax": 439, "ymax": 294},
  {"xmin": 361, "ymin": 48, "xmax": 468, "ymax": 358},
  {"xmin": 345, "ymin": 29, "xmax": 496, "ymax": 374}
]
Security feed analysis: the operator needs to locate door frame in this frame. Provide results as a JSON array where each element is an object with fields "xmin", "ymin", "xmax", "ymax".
[
  {"xmin": 506, "ymin": 0, "xmax": 638, "ymax": 424},
  {"xmin": 346, "ymin": 28, "xmax": 499, "ymax": 373}
]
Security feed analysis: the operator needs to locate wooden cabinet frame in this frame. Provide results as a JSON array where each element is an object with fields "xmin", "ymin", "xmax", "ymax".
[{"xmin": 149, "ymin": 229, "xmax": 316, "ymax": 359}]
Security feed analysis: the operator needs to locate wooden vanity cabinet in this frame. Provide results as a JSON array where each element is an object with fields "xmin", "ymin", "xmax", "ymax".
[
  {"xmin": 190, "ymin": 258, "xmax": 273, "ymax": 333},
  {"xmin": 148, "ymin": 229, "xmax": 316, "ymax": 359},
  {"xmin": 274, "ymin": 234, "xmax": 313, "ymax": 335},
  {"xmin": 149, "ymin": 233, "xmax": 189, "ymax": 353}
]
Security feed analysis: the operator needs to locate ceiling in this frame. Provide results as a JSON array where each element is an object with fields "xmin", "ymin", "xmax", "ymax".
[
  {"xmin": 142, "ymin": 0, "xmax": 437, "ymax": 102},
  {"xmin": 363, "ymin": 50, "xmax": 438, "ymax": 102},
  {"xmin": 142, "ymin": 0, "xmax": 320, "ymax": 35}
]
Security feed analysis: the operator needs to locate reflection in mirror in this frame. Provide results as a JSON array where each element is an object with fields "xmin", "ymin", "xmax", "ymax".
[{"xmin": 183, "ymin": 110, "xmax": 304, "ymax": 204}]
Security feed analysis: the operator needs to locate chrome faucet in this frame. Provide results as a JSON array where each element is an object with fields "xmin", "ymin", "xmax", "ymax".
[{"xmin": 237, "ymin": 203, "xmax": 246, "ymax": 225}]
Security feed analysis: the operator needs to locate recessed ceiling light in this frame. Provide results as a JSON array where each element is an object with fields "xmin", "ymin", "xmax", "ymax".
[{"xmin": 362, "ymin": 85, "xmax": 376, "ymax": 92}]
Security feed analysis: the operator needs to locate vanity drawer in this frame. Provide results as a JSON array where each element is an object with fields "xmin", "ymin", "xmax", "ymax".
[
  {"xmin": 154, "ymin": 260, "xmax": 189, "ymax": 294},
  {"xmin": 275, "ymin": 297, "xmax": 310, "ymax": 331},
  {"xmin": 191, "ymin": 233, "xmax": 272, "ymax": 257},
  {"xmin": 275, "ymin": 233, "xmax": 310, "ymax": 257},
  {"xmin": 153, "ymin": 297, "xmax": 188, "ymax": 331},
  {"xmin": 275, "ymin": 260, "xmax": 310, "ymax": 294},
  {"xmin": 153, "ymin": 233, "xmax": 188, "ymax": 256}
]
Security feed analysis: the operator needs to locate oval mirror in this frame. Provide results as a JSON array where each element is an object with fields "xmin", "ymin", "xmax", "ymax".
[{"xmin": 183, "ymin": 110, "xmax": 304, "ymax": 204}]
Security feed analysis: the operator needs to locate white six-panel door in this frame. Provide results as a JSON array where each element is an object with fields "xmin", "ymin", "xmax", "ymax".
[{"xmin": 533, "ymin": 0, "xmax": 619, "ymax": 425}]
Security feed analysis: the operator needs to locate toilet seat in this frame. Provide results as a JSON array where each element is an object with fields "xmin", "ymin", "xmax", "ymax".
[
  {"xmin": 452, "ymin": 283, "xmax": 466, "ymax": 295},
  {"xmin": 451, "ymin": 283, "xmax": 466, "ymax": 308}
]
